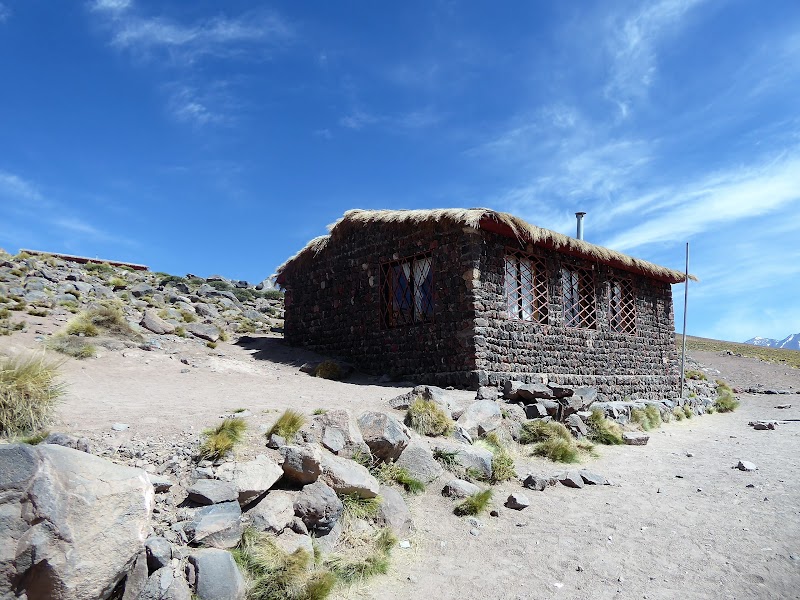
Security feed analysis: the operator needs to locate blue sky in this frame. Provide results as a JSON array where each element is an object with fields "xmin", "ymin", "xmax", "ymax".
[{"xmin": 1, "ymin": 0, "xmax": 799, "ymax": 343}]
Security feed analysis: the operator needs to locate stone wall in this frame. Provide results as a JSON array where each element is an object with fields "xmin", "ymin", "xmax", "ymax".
[
  {"xmin": 472, "ymin": 232, "xmax": 680, "ymax": 400},
  {"xmin": 282, "ymin": 222, "xmax": 480, "ymax": 387}
]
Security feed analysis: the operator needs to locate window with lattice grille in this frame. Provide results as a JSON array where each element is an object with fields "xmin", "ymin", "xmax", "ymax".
[
  {"xmin": 608, "ymin": 277, "xmax": 636, "ymax": 334},
  {"xmin": 380, "ymin": 254, "xmax": 434, "ymax": 328},
  {"xmin": 504, "ymin": 249, "xmax": 548, "ymax": 323},
  {"xmin": 561, "ymin": 266, "xmax": 596, "ymax": 329}
]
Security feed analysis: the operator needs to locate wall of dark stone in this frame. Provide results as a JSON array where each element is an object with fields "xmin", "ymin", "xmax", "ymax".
[
  {"xmin": 282, "ymin": 222, "xmax": 481, "ymax": 387},
  {"xmin": 473, "ymin": 232, "xmax": 680, "ymax": 400},
  {"xmin": 283, "ymin": 224, "xmax": 680, "ymax": 398}
]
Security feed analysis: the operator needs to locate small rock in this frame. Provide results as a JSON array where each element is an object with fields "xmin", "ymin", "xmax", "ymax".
[
  {"xmin": 187, "ymin": 480, "xmax": 239, "ymax": 505},
  {"xmin": 558, "ymin": 471, "xmax": 584, "ymax": 489},
  {"xmin": 442, "ymin": 479, "xmax": 480, "ymax": 499},
  {"xmin": 505, "ymin": 492, "xmax": 530, "ymax": 510},
  {"xmin": 522, "ymin": 474, "xmax": 548, "ymax": 491},
  {"xmin": 399, "ymin": 540, "xmax": 412, "ymax": 549},
  {"xmin": 112, "ymin": 423, "xmax": 130, "ymax": 431},
  {"xmin": 579, "ymin": 470, "xmax": 608, "ymax": 486},
  {"xmin": 736, "ymin": 460, "xmax": 758, "ymax": 472},
  {"xmin": 623, "ymin": 432, "xmax": 649, "ymax": 445}
]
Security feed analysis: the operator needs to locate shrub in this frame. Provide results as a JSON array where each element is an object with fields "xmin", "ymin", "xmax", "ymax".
[
  {"xmin": 237, "ymin": 319, "xmax": 258, "ymax": 334},
  {"xmin": 313, "ymin": 408, "xmax": 328, "ymax": 415},
  {"xmin": 0, "ymin": 307, "xmax": 10, "ymax": 319},
  {"xmin": 587, "ymin": 409, "xmax": 623, "ymax": 444},
  {"xmin": 218, "ymin": 328, "xmax": 229, "ymax": 342},
  {"xmin": 199, "ymin": 417, "xmax": 247, "ymax": 460},
  {"xmin": 405, "ymin": 398, "xmax": 453, "ymax": 437},
  {"xmin": 233, "ymin": 528, "xmax": 336, "ymax": 600},
  {"xmin": 48, "ymin": 335, "xmax": 96, "ymax": 359},
  {"xmin": 683, "ymin": 405, "xmax": 694, "ymax": 419},
  {"xmin": 208, "ymin": 280, "xmax": 232, "ymax": 291},
  {"xmin": 326, "ymin": 528, "xmax": 396, "ymax": 584},
  {"xmin": 314, "ymin": 360, "xmax": 342, "ymax": 380},
  {"xmin": 261, "ymin": 289, "xmax": 284, "ymax": 300},
  {"xmin": 174, "ymin": 326, "xmax": 186, "ymax": 338},
  {"xmin": 685, "ymin": 370, "xmax": 707, "ymax": 381},
  {"xmin": 373, "ymin": 462, "xmax": 425, "ymax": 494},
  {"xmin": 476, "ymin": 432, "xmax": 516, "ymax": 484},
  {"xmin": 0, "ymin": 320, "xmax": 26, "ymax": 336},
  {"xmin": 179, "ymin": 310, "xmax": 196, "ymax": 323},
  {"xmin": 715, "ymin": 389, "xmax": 739, "ymax": 413},
  {"xmin": 0, "ymin": 354, "xmax": 65, "ymax": 436},
  {"xmin": 206, "ymin": 342, "xmax": 217, "ymax": 349},
  {"xmin": 433, "ymin": 447, "xmax": 460, "ymax": 471},
  {"xmin": 532, "ymin": 437, "xmax": 580, "ymax": 463},
  {"xmin": 65, "ymin": 317, "xmax": 98, "ymax": 337},
  {"xmin": 20, "ymin": 430, "xmax": 50, "ymax": 444},
  {"xmin": 160, "ymin": 275, "xmax": 187, "ymax": 287},
  {"xmin": 27, "ymin": 308, "xmax": 49, "ymax": 317},
  {"xmin": 630, "ymin": 406, "xmax": 662, "ymax": 431},
  {"xmin": 108, "ymin": 277, "xmax": 127, "ymax": 289},
  {"xmin": 672, "ymin": 406, "xmax": 685, "ymax": 421},
  {"xmin": 67, "ymin": 305, "xmax": 135, "ymax": 338},
  {"xmin": 268, "ymin": 409, "xmax": 306, "ymax": 439},
  {"xmin": 84, "ymin": 262, "xmax": 114, "ymax": 274},
  {"xmin": 454, "ymin": 489, "xmax": 492, "ymax": 516},
  {"xmin": 10, "ymin": 300, "xmax": 27, "ymax": 311},
  {"xmin": 340, "ymin": 493, "xmax": 382, "ymax": 520},
  {"xmin": 519, "ymin": 420, "xmax": 571, "ymax": 445}
]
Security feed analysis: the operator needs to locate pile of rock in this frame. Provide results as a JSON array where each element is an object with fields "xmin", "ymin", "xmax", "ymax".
[{"xmin": 0, "ymin": 250, "xmax": 284, "ymax": 345}]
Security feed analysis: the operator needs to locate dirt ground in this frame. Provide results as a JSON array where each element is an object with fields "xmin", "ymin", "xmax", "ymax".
[{"xmin": 2, "ymin": 316, "xmax": 799, "ymax": 600}]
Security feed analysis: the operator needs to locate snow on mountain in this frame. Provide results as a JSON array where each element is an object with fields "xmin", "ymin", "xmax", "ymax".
[
  {"xmin": 776, "ymin": 333, "xmax": 800, "ymax": 350},
  {"xmin": 744, "ymin": 334, "xmax": 800, "ymax": 350},
  {"xmin": 744, "ymin": 336, "xmax": 779, "ymax": 347}
]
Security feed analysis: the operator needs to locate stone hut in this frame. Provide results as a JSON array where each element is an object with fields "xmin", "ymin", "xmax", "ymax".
[{"xmin": 276, "ymin": 208, "xmax": 693, "ymax": 400}]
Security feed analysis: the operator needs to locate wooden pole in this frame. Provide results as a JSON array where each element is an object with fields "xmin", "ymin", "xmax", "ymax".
[{"xmin": 679, "ymin": 242, "xmax": 689, "ymax": 400}]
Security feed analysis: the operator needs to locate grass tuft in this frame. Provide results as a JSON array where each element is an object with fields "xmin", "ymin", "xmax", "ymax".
[
  {"xmin": 683, "ymin": 405, "xmax": 694, "ymax": 419},
  {"xmin": 519, "ymin": 420, "xmax": 571, "ymax": 444},
  {"xmin": 631, "ymin": 405, "xmax": 662, "ymax": 431},
  {"xmin": 476, "ymin": 432, "xmax": 516, "ymax": 484},
  {"xmin": 685, "ymin": 370, "xmax": 707, "ymax": 380},
  {"xmin": 714, "ymin": 388, "xmax": 739, "ymax": 413},
  {"xmin": 433, "ymin": 448, "xmax": 460, "ymax": 471},
  {"xmin": 233, "ymin": 527, "xmax": 336, "ymax": 600},
  {"xmin": 672, "ymin": 406, "xmax": 685, "ymax": 421},
  {"xmin": 587, "ymin": 409, "xmax": 624, "ymax": 444},
  {"xmin": 373, "ymin": 462, "xmax": 425, "ymax": 494},
  {"xmin": 532, "ymin": 437, "xmax": 580, "ymax": 463},
  {"xmin": 312, "ymin": 408, "xmax": 328, "ymax": 416},
  {"xmin": 179, "ymin": 309, "xmax": 196, "ymax": 323},
  {"xmin": 199, "ymin": 417, "xmax": 247, "ymax": 460},
  {"xmin": 314, "ymin": 360, "xmax": 342, "ymax": 380},
  {"xmin": 326, "ymin": 529, "xmax": 396, "ymax": 584},
  {"xmin": 66, "ymin": 305, "xmax": 135, "ymax": 339},
  {"xmin": 268, "ymin": 409, "xmax": 307, "ymax": 440},
  {"xmin": 20, "ymin": 430, "xmax": 50, "ymax": 444},
  {"xmin": 0, "ymin": 354, "xmax": 65, "ymax": 436},
  {"xmin": 405, "ymin": 398, "xmax": 453, "ymax": 437},
  {"xmin": 340, "ymin": 493, "xmax": 382, "ymax": 520},
  {"xmin": 454, "ymin": 489, "xmax": 492, "ymax": 516},
  {"xmin": 47, "ymin": 335, "xmax": 96, "ymax": 359}
]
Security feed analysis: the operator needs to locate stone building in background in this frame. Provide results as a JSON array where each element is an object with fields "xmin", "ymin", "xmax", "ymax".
[{"xmin": 276, "ymin": 208, "xmax": 693, "ymax": 400}]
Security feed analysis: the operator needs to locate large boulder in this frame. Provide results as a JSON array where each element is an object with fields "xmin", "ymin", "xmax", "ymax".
[
  {"xmin": 303, "ymin": 409, "xmax": 370, "ymax": 459},
  {"xmin": 187, "ymin": 479, "xmax": 239, "ymax": 505},
  {"xmin": 294, "ymin": 481, "xmax": 343, "ymax": 534},
  {"xmin": 184, "ymin": 323, "xmax": 221, "ymax": 343},
  {"xmin": 140, "ymin": 310, "xmax": 176, "ymax": 335},
  {"xmin": 188, "ymin": 549, "xmax": 246, "ymax": 600},
  {"xmin": 248, "ymin": 490, "xmax": 296, "ymax": 533},
  {"xmin": 279, "ymin": 444, "xmax": 322, "ymax": 485},
  {"xmin": 137, "ymin": 567, "xmax": 192, "ymax": 600},
  {"xmin": 184, "ymin": 502, "xmax": 243, "ymax": 549},
  {"xmin": 215, "ymin": 455, "xmax": 283, "ymax": 506},
  {"xmin": 388, "ymin": 385, "xmax": 453, "ymax": 417},
  {"xmin": 375, "ymin": 485, "xmax": 413, "ymax": 535},
  {"xmin": 456, "ymin": 400, "xmax": 502, "ymax": 437},
  {"xmin": 320, "ymin": 452, "xmax": 380, "ymax": 498},
  {"xmin": 357, "ymin": 411, "xmax": 411, "ymax": 461},
  {"xmin": 395, "ymin": 442, "xmax": 444, "ymax": 483},
  {"xmin": 0, "ymin": 444, "xmax": 154, "ymax": 600}
]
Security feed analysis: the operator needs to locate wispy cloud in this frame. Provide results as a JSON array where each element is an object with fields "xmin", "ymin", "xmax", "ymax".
[
  {"xmin": 339, "ymin": 106, "xmax": 441, "ymax": 133},
  {"xmin": 603, "ymin": 0, "xmax": 704, "ymax": 117},
  {"xmin": 0, "ymin": 170, "xmax": 44, "ymax": 202},
  {"xmin": 0, "ymin": 3, "xmax": 10, "ymax": 24},
  {"xmin": 166, "ymin": 83, "xmax": 234, "ymax": 127},
  {"xmin": 603, "ymin": 152, "xmax": 800, "ymax": 251}
]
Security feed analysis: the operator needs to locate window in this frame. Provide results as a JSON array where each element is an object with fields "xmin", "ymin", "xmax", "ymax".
[
  {"xmin": 381, "ymin": 254, "xmax": 433, "ymax": 328},
  {"xmin": 608, "ymin": 277, "xmax": 636, "ymax": 334},
  {"xmin": 504, "ymin": 249, "xmax": 548, "ymax": 323},
  {"xmin": 561, "ymin": 265, "xmax": 596, "ymax": 328}
]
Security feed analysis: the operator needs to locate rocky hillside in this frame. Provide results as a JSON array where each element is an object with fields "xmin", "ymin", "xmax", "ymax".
[{"xmin": 0, "ymin": 249, "xmax": 284, "ymax": 348}]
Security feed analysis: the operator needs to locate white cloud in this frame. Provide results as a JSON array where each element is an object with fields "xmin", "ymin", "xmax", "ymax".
[
  {"xmin": 90, "ymin": 0, "xmax": 131, "ymax": 13},
  {"xmin": 339, "ymin": 109, "xmax": 379, "ymax": 131},
  {"xmin": 603, "ymin": 153, "xmax": 800, "ymax": 252},
  {"xmin": 604, "ymin": 0, "xmax": 704, "ymax": 116},
  {"xmin": 167, "ymin": 84, "xmax": 229, "ymax": 127},
  {"xmin": 0, "ymin": 2, "xmax": 10, "ymax": 23},
  {"xmin": 0, "ymin": 170, "xmax": 43, "ymax": 202}
]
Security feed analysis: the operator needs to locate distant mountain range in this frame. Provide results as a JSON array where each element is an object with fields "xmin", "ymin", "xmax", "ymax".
[{"xmin": 744, "ymin": 333, "xmax": 800, "ymax": 351}]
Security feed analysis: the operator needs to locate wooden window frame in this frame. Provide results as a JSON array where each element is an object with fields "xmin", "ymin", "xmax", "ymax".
[
  {"xmin": 561, "ymin": 264, "xmax": 596, "ymax": 329},
  {"xmin": 504, "ymin": 248, "xmax": 549, "ymax": 324},
  {"xmin": 607, "ymin": 276, "xmax": 636, "ymax": 335},
  {"xmin": 380, "ymin": 253, "xmax": 434, "ymax": 329}
]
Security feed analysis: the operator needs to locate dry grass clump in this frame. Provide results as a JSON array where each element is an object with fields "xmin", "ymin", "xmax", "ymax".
[
  {"xmin": 1, "ymin": 319, "xmax": 25, "ymax": 336},
  {"xmin": 587, "ymin": 409, "xmax": 624, "ymax": 444},
  {"xmin": 200, "ymin": 417, "xmax": 247, "ymax": 460},
  {"xmin": 0, "ymin": 354, "xmax": 65, "ymax": 436},
  {"xmin": 108, "ymin": 277, "xmax": 127, "ymax": 289},
  {"xmin": 631, "ymin": 405, "xmax": 663, "ymax": 431},
  {"xmin": 683, "ymin": 405, "xmax": 694, "ymax": 419},
  {"xmin": 179, "ymin": 309, "xmax": 196, "ymax": 323},
  {"xmin": 326, "ymin": 528, "xmax": 396, "ymax": 584},
  {"xmin": 233, "ymin": 528, "xmax": 336, "ymax": 600},
  {"xmin": 373, "ymin": 462, "xmax": 425, "ymax": 494},
  {"xmin": 405, "ymin": 398, "xmax": 453, "ymax": 437},
  {"xmin": 47, "ymin": 335, "xmax": 96, "ymax": 359},
  {"xmin": 314, "ymin": 360, "xmax": 343, "ymax": 380},
  {"xmin": 27, "ymin": 308, "xmax": 49, "ymax": 317},
  {"xmin": 340, "ymin": 493, "xmax": 383, "ymax": 520},
  {"xmin": 433, "ymin": 448, "xmax": 460, "ymax": 471},
  {"xmin": 533, "ymin": 437, "xmax": 580, "ymax": 463},
  {"xmin": 65, "ymin": 304, "xmax": 136, "ymax": 339},
  {"xmin": 454, "ymin": 489, "xmax": 492, "ymax": 516},
  {"xmin": 476, "ymin": 432, "xmax": 516, "ymax": 483},
  {"xmin": 672, "ymin": 406, "xmax": 685, "ymax": 421},
  {"xmin": 520, "ymin": 420, "xmax": 586, "ymax": 463},
  {"xmin": 268, "ymin": 409, "xmax": 307, "ymax": 439},
  {"xmin": 714, "ymin": 380, "xmax": 739, "ymax": 413},
  {"xmin": 685, "ymin": 370, "xmax": 707, "ymax": 380},
  {"xmin": 519, "ymin": 419, "xmax": 571, "ymax": 444}
]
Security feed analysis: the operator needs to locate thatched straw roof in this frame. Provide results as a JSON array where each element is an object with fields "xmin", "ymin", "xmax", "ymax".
[{"xmin": 277, "ymin": 208, "xmax": 695, "ymax": 284}]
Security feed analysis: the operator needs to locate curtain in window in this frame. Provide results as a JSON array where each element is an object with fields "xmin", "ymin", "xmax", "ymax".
[{"xmin": 413, "ymin": 256, "xmax": 432, "ymax": 318}]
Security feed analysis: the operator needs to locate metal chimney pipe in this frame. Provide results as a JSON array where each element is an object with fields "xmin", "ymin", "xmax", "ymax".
[{"xmin": 575, "ymin": 212, "xmax": 586, "ymax": 240}]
